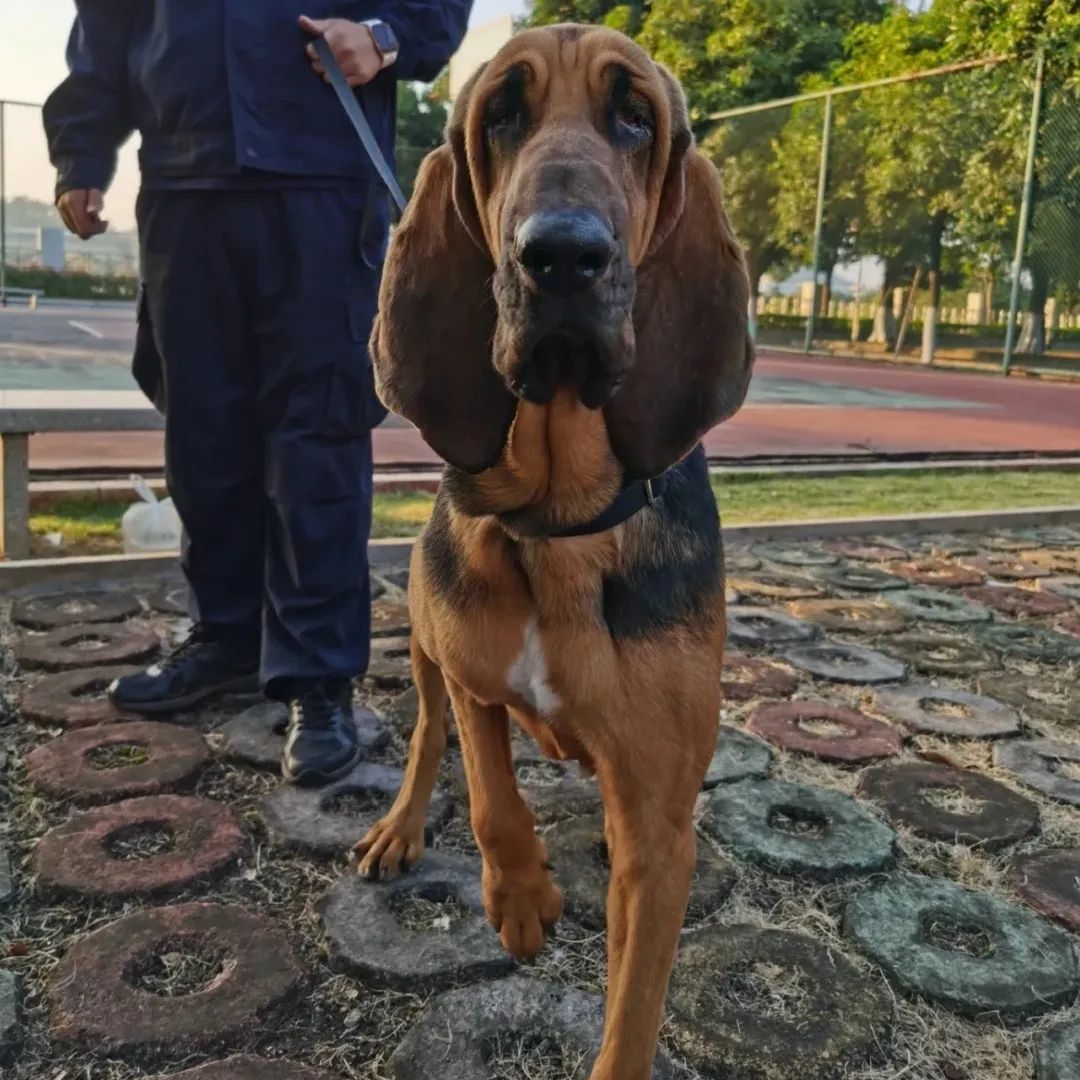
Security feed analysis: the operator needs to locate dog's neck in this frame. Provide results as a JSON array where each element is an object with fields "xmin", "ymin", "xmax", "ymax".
[{"xmin": 441, "ymin": 388, "xmax": 624, "ymax": 540}]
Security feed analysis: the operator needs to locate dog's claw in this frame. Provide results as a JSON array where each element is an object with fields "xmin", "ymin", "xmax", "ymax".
[{"xmin": 354, "ymin": 814, "xmax": 425, "ymax": 881}]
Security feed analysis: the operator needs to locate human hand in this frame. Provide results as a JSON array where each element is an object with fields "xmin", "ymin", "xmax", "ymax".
[
  {"xmin": 57, "ymin": 189, "xmax": 108, "ymax": 240},
  {"xmin": 299, "ymin": 16, "xmax": 381, "ymax": 86}
]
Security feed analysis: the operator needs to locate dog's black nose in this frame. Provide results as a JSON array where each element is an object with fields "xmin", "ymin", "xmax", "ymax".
[{"xmin": 515, "ymin": 210, "xmax": 615, "ymax": 295}]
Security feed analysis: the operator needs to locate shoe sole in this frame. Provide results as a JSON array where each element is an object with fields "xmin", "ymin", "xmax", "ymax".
[
  {"xmin": 110, "ymin": 672, "xmax": 261, "ymax": 715},
  {"xmin": 281, "ymin": 743, "xmax": 363, "ymax": 787}
]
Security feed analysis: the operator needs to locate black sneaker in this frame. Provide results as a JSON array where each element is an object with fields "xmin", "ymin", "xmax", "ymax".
[
  {"xmin": 281, "ymin": 679, "xmax": 360, "ymax": 786},
  {"xmin": 108, "ymin": 627, "xmax": 259, "ymax": 714}
]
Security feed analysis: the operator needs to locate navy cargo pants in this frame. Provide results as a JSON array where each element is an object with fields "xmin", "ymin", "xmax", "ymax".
[{"xmin": 134, "ymin": 186, "xmax": 388, "ymax": 697}]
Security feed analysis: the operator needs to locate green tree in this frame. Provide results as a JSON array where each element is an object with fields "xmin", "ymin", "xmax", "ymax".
[
  {"xmin": 396, "ymin": 80, "xmax": 450, "ymax": 199},
  {"xmin": 528, "ymin": 0, "xmax": 649, "ymax": 34}
]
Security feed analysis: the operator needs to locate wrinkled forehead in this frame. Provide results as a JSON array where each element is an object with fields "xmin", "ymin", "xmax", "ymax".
[{"xmin": 466, "ymin": 25, "xmax": 665, "ymax": 126}]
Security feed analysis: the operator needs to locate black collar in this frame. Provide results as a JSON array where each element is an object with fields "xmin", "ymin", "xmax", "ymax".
[{"xmin": 549, "ymin": 469, "xmax": 671, "ymax": 539}]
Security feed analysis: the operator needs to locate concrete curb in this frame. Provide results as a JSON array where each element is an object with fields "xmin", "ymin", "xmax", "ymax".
[{"xmin": 3, "ymin": 506, "xmax": 1077, "ymax": 590}]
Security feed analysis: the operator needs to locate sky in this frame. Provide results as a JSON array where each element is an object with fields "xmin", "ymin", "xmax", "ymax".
[{"xmin": 0, "ymin": 0, "xmax": 527, "ymax": 231}]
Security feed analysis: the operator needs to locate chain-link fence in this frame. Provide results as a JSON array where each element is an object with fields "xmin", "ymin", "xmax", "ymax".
[{"xmin": 707, "ymin": 52, "xmax": 1080, "ymax": 372}]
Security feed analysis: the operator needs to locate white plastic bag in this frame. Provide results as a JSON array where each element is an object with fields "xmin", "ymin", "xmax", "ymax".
[{"xmin": 121, "ymin": 475, "xmax": 182, "ymax": 553}]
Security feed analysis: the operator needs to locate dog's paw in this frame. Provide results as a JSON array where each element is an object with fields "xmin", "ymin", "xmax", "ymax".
[
  {"xmin": 354, "ymin": 815, "xmax": 424, "ymax": 880},
  {"xmin": 483, "ymin": 866, "xmax": 563, "ymax": 960}
]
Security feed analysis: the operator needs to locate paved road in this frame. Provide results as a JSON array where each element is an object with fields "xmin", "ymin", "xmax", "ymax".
[{"xmin": 6, "ymin": 301, "xmax": 1080, "ymax": 472}]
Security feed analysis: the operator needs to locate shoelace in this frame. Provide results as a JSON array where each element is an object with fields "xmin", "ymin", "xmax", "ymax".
[
  {"xmin": 156, "ymin": 628, "xmax": 212, "ymax": 674},
  {"xmin": 294, "ymin": 684, "xmax": 343, "ymax": 731}
]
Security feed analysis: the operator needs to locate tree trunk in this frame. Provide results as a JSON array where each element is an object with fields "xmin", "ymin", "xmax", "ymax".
[
  {"xmin": 869, "ymin": 281, "xmax": 896, "ymax": 346},
  {"xmin": 1016, "ymin": 264, "xmax": 1049, "ymax": 356},
  {"xmin": 921, "ymin": 217, "xmax": 945, "ymax": 365}
]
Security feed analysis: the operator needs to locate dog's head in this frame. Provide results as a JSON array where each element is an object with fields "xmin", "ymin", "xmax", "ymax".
[{"xmin": 372, "ymin": 24, "xmax": 753, "ymax": 480}]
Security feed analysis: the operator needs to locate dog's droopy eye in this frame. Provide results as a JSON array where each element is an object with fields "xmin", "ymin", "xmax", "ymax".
[
  {"xmin": 607, "ymin": 67, "xmax": 654, "ymax": 149},
  {"xmin": 484, "ymin": 66, "xmax": 529, "ymax": 147}
]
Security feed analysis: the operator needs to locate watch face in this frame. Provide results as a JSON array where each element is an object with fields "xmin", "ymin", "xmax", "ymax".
[{"xmin": 370, "ymin": 22, "xmax": 398, "ymax": 57}]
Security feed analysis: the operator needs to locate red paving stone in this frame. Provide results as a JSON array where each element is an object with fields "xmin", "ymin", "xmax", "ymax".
[{"xmin": 28, "ymin": 352, "xmax": 1080, "ymax": 473}]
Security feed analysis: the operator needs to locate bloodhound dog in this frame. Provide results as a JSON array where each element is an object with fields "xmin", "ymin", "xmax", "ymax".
[{"xmin": 357, "ymin": 23, "xmax": 752, "ymax": 1079}]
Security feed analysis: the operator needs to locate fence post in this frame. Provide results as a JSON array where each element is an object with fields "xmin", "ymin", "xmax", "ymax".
[
  {"xmin": 1002, "ymin": 49, "xmax": 1045, "ymax": 375},
  {"xmin": 1, "ymin": 101, "xmax": 6, "ymax": 307},
  {"xmin": 803, "ymin": 91, "xmax": 833, "ymax": 354}
]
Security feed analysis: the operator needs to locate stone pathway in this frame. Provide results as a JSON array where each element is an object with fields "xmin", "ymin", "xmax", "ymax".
[{"xmin": 2, "ymin": 527, "xmax": 1080, "ymax": 1078}]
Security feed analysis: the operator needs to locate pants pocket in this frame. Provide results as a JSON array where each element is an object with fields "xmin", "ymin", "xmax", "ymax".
[{"xmin": 132, "ymin": 284, "xmax": 167, "ymax": 413}]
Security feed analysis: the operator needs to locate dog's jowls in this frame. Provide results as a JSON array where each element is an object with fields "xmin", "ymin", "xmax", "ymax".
[{"xmin": 363, "ymin": 23, "xmax": 753, "ymax": 1080}]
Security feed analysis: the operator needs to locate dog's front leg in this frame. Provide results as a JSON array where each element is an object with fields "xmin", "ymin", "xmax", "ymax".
[
  {"xmin": 448, "ymin": 681, "xmax": 563, "ymax": 958},
  {"xmin": 355, "ymin": 636, "xmax": 449, "ymax": 878},
  {"xmin": 590, "ymin": 752, "xmax": 706, "ymax": 1080}
]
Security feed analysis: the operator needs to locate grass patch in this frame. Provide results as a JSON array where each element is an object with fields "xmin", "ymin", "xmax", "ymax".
[{"xmin": 29, "ymin": 468, "xmax": 1080, "ymax": 552}]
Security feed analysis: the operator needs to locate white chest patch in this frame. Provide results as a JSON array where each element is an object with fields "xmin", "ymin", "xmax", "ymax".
[{"xmin": 506, "ymin": 614, "xmax": 562, "ymax": 718}]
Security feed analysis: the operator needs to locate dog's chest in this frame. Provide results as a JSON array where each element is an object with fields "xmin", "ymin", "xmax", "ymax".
[{"xmin": 505, "ymin": 613, "xmax": 562, "ymax": 718}]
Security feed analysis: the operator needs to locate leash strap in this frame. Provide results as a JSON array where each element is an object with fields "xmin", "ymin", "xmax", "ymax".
[
  {"xmin": 551, "ymin": 471, "xmax": 670, "ymax": 538},
  {"xmin": 314, "ymin": 34, "xmax": 408, "ymax": 216}
]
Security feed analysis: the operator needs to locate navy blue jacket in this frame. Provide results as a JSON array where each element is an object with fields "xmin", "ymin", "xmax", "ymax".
[{"xmin": 44, "ymin": 0, "xmax": 471, "ymax": 197}]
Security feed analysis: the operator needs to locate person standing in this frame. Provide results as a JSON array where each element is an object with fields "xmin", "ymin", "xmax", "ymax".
[{"xmin": 44, "ymin": 2, "xmax": 471, "ymax": 784}]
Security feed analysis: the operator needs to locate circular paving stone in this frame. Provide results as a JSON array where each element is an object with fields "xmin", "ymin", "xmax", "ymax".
[
  {"xmin": 962, "ymin": 554, "xmax": 1049, "ymax": 581},
  {"xmin": 747, "ymin": 701, "xmax": 901, "ymax": 763},
  {"xmin": 1042, "ymin": 576, "xmax": 1080, "ymax": 602},
  {"xmin": 885, "ymin": 587, "xmax": 992, "ymax": 624},
  {"xmin": 27, "ymin": 721, "xmax": 210, "ymax": 804},
  {"xmin": 873, "ymin": 684, "xmax": 1021, "ymax": 739},
  {"xmin": 995, "ymin": 739, "xmax": 1080, "ymax": 807},
  {"xmin": 726, "ymin": 606, "xmax": 819, "ymax": 649},
  {"xmin": 725, "ymin": 571, "xmax": 826, "ymax": 602},
  {"xmin": 786, "ymin": 598, "xmax": 908, "ymax": 636},
  {"xmin": 859, "ymin": 763, "xmax": 1039, "ymax": 850},
  {"xmin": 1038, "ymin": 1021, "xmax": 1080, "ymax": 1080},
  {"xmin": 19, "ymin": 665, "xmax": 139, "ymax": 728},
  {"xmin": 1011, "ymin": 850, "xmax": 1080, "ymax": 931},
  {"xmin": 698, "ymin": 778, "xmax": 896, "ymax": 879},
  {"xmin": 11, "ymin": 590, "xmax": 141, "ymax": 630},
  {"xmin": 975, "ymin": 621, "xmax": 1080, "ymax": 663},
  {"xmin": 779, "ymin": 641, "xmax": 907, "ymax": 684},
  {"xmin": 33, "ymin": 795, "xmax": 244, "ymax": 898},
  {"xmin": 0, "ymin": 848, "xmax": 12, "ymax": 909},
  {"xmin": 1022, "ymin": 549, "xmax": 1080, "ymax": 575},
  {"xmin": 668, "ymin": 924, "xmax": 891, "ymax": 1080},
  {"xmin": 157, "ymin": 1057, "xmax": 341, "ymax": 1080},
  {"xmin": 389, "ymin": 974, "xmax": 684, "ymax": 1080},
  {"xmin": 887, "ymin": 632, "xmax": 997, "ymax": 677},
  {"xmin": 365, "ymin": 635, "xmax": 412, "ymax": 688},
  {"xmin": 319, "ymin": 851, "xmax": 514, "ymax": 991},
  {"xmin": 50, "ymin": 903, "xmax": 305, "ymax": 1052},
  {"xmin": 726, "ymin": 548, "xmax": 762, "ymax": 572},
  {"xmin": 543, "ymin": 814, "xmax": 736, "ymax": 929},
  {"xmin": 963, "ymin": 584, "xmax": 1071, "ymax": 618},
  {"xmin": 216, "ymin": 702, "xmax": 389, "ymax": 771},
  {"xmin": 828, "ymin": 540, "xmax": 908, "ymax": 563},
  {"xmin": 985, "ymin": 533, "xmax": 1035, "ymax": 552},
  {"xmin": 751, "ymin": 542, "xmax": 839, "ymax": 568},
  {"xmin": 893, "ymin": 559, "xmax": 984, "ymax": 589},
  {"xmin": 12, "ymin": 622, "xmax": 160, "ymax": 672},
  {"xmin": 821, "ymin": 565, "xmax": 909, "ymax": 593},
  {"xmin": 0, "ymin": 969, "xmax": 21, "ymax": 1062},
  {"xmin": 261, "ymin": 762, "xmax": 450, "ymax": 856},
  {"xmin": 721, "ymin": 654, "xmax": 798, "ymax": 702},
  {"xmin": 977, "ymin": 674, "xmax": 1080, "ymax": 727},
  {"xmin": 371, "ymin": 600, "xmax": 411, "ymax": 639},
  {"xmin": 1060, "ymin": 615, "xmax": 1080, "ymax": 640},
  {"xmin": 703, "ymin": 726, "xmax": 774, "ymax": 788},
  {"xmin": 146, "ymin": 582, "xmax": 188, "ymax": 616},
  {"xmin": 844, "ymin": 874, "xmax": 1078, "ymax": 1018},
  {"xmin": 453, "ymin": 755, "xmax": 600, "ymax": 824}
]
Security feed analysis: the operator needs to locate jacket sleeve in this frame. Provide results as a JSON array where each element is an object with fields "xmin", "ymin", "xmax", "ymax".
[
  {"xmin": 42, "ymin": 0, "xmax": 136, "ymax": 199},
  {"xmin": 343, "ymin": 1, "xmax": 473, "ymax": 83}
]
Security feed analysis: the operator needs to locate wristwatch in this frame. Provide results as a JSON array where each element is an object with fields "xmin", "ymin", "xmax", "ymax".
[{"xmin": 361, "ymin": 19, "xmax": 400, "ymax": 69}]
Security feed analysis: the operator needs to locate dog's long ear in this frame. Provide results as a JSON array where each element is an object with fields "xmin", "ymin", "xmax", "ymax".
[
  {"xmin": 370, "ymin": 75, "xmax": 516, "ymax": 475},
  {"xmin": 604, "ymin": 68, "xmax": 754, "ymax": 480}
]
